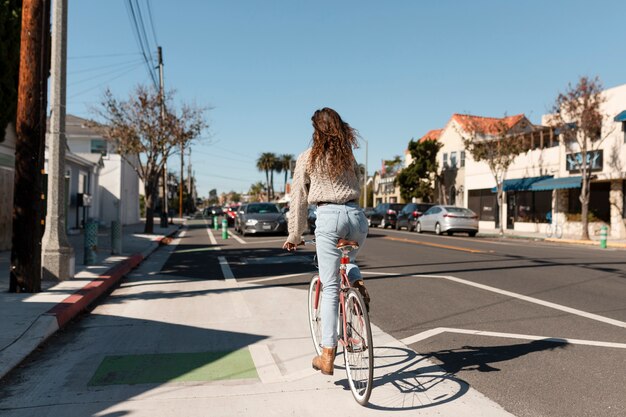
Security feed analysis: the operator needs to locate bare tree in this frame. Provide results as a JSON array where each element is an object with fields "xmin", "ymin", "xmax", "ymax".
[
  {"xmin": 92, "ymin": 85, "xmax": 208, "ymax": 233},
  {"xmin": 459, "ymin": 114, "xmax": 530, "ymax": 235},
  {"xmin": 551, "ymin": 76, "xmax": 611, "ymax": 240}
]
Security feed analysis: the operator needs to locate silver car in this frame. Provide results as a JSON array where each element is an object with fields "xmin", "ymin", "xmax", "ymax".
[
  {"xmin": 236, "ymin": 203, "xmax": 287, "ymax": 236},
  {"xmin": 415, "ymin": 205, "xmax": 478, "ymax": 237}
]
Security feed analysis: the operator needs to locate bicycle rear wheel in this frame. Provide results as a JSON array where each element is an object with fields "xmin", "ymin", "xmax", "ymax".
[
  {"xmin": 342, "ymin": 288, "xmax": 374, "ymax": 405},
  {"xmin": 307, "ymin": 275, "xmax": 323, "ymax": 356}
]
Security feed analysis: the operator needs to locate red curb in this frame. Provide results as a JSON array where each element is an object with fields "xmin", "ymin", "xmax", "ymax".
[{"xmin": 47, "ymin": 253, "xmax": 144, "ymax": 328}]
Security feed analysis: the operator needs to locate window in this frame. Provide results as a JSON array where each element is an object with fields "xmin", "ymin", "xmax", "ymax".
[
  {"xmin": 450, "ymin": 152, "xmax": 457, "ymax": 168},
  {"xmin": 460, "ymin": 151, "xmax": 466, "ymax": 167},
  {"xmin": 468, "ymin": 189, "xmax": 496, "ymax": 221},
  {"xmin": 568, "ymin": 182, "xmax": 610, "ymax": 222},
  {"xmin": 91, "ymin": 139, "xmax": 107, "ymax": 155},
  {"xmin": 622, "ymin": 122, "xmax": 626, "ymax": 143},
  {"xmin": 443, "ymin": 153, "xmax": 448, "ymax": 168},
  {"xmin": 513, "ymin": 191, "xmax": 551, "ymax": 223}
]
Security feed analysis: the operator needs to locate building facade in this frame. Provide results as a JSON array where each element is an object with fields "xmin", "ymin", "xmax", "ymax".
[{"xmin": 65, "ymin": 115, "xmax": 140, "ymax": 226}]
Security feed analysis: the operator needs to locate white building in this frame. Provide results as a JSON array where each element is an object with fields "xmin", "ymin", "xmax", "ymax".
[
  {"xmin": 65, "ymin": 115, "xmax": 140, "ymax": 226},
  {"xmin": 421, "ymin": 84, "xmax": 626, "ymax": 238}
]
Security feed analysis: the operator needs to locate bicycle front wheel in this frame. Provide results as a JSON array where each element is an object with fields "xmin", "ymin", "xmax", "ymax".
[
  {"xmin": 343, "ymin": 288, "xmax": 374, "ymax": 406},
  {"xmin": 308, "ymin": 275, "xmax": 323, "ymax": 356},
  {"xmin": 554, "ymin": 225, "xmax": 563, "ymax": 239}
]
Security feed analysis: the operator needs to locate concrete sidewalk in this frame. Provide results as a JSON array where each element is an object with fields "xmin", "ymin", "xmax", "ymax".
[
  {"xmin": 0, "ymin": 220, "xmax": 182, "ymax": 380},
  {"xmin": 477, "ymin": 228, "xmax": 626, "ymax": 249}
]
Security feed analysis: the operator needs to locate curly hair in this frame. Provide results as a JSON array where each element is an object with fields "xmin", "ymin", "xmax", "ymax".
[{"xmin": 308, "ymin": 107, "xmax": 359, "ymax": 180}]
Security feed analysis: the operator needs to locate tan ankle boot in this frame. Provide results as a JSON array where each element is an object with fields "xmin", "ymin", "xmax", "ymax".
[{"xmin": 312, "ymin": 347, "xmax": 336, "ymax": 375}]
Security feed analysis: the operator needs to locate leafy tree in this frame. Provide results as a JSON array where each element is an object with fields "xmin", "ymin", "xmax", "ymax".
[
  {"xmin": 256, "ymin": 152, "xmax": 277, "ymax": 201},
  {"xmin": 460, "ymin": 115, "xmax": 529, "ymax": 235},
  {"xmin": 0, "ymin": 0, "xmax": 21, "ymax": 137},
  {"xmin": 93, "ymin": 85, "xmax": 208, "ymax": 233},
  {"xmin": 551, "ymin": 76, "xmax": 610, "ymax": 240},
  {"xmin": 396, "ymin": 139, "xmax": 442, "ymax": 202}
]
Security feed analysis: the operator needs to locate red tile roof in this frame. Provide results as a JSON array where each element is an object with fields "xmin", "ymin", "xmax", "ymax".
[
  {"xmin": 452, "ymin": 113, "xmax": 526, "ymax": 134},
  {"xmin": 418, "ymin": 128, "xmax": 443, "ymax": 143}
]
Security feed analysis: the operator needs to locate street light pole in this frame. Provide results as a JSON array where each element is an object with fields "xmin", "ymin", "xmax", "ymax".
[{"xmin": 362, "ymin": 138, "xmax": 368, "ymax": 207}]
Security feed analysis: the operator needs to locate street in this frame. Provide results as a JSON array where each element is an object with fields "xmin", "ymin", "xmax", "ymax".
[{"xmin": 1, "ymin": 218, "xmax": 625, "ymax": 416}]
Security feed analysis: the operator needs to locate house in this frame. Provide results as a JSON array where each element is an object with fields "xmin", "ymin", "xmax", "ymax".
[{"xmin": 65, "ymin": 115, "xmax": 140, "ymax": 226}]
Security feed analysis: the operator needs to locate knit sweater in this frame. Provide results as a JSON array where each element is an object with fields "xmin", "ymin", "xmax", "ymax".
[{"xmin": 287, "ymin": 148, "xmax": 361, "ymax": 244}]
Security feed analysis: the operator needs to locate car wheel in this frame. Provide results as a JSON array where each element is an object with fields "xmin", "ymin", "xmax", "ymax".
[
  {"xmin": 447, "ymin": 231, "xmax": 453, "ymax": 236},
  {"xmin": 416, "ymin": 222, "xmax": 422, "ymax": 233},
  {"xmin": 435, "ymin": 223, "xmax": 442, "ymax": 235},
  {"xmin": 469, "ymin": 231, "xmax": 477, "ymax": 237}
]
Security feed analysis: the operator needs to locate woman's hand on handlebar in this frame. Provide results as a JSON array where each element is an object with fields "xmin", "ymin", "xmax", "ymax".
[{"xmin": 283, "ymin": 240, "xmax": 301, "ymax": 252}]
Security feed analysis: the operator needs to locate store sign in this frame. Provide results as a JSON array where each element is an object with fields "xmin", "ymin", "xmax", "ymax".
[{"xmin": 566, "ymin": 150, "xmax": 603, "ymax": 173}]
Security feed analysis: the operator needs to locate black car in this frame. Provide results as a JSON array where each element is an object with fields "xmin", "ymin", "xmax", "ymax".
[
  {"xmin": 363, "ymin": 207, "xmax": 376, "ymax": 226},
  {"xmin": 307, "ymin": 205, "xmax": 317, "ymax": 234},
  {"xmin": 369, "ymin": 203, "xmax": 405, "ymax": 229},
  {"xmin": 395, "ymin": 202, "xmax": 435, "ymax": 231}
]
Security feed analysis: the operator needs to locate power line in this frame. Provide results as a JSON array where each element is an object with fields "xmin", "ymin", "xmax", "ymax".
[
  {"xmin": 68, "ymin": 52, "xmax": 142, "ymax": 60},
  {"xmin": 145, "ymin": 0, "xmax": 159, "ymax": 47},
  {"xmin": 68, "ymin": 59, "xmax": 145, "ymax": 86},
  {"xmin": 69, "ymin": 62, "xmax": 146, "ymax": 99},
  {"xmin": 124, "ymin": 0, "xmax": 158, "ymax": 89},
  {"xmin": 68, "ymin": 57, "xmax": 144, "ymax": 75}
]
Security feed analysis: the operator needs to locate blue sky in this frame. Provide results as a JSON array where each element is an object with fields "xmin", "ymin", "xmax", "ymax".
[{"xmin": 67, "ymin": 0, "xmax": 626, "ymax": 196}]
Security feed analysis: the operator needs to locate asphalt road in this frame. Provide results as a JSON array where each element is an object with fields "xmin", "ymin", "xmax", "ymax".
[
  {"xmin": 231, "ymin": 224, "xmax": 626, "ymax": 417},
  {"xmin": 1, "ymin": 218, "xmax": 624, "ymax": 416}
]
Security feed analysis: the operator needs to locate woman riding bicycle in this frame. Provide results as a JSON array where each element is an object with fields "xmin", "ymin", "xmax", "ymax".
[{"xmin": 282, "ymin": 107, "xmax": 369, "ymax": 375}]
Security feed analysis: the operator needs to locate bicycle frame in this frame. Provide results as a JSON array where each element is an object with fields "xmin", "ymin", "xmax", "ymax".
[{"xmin": 312, "ymin": 246, "xmax": 361, "ymax": 348}]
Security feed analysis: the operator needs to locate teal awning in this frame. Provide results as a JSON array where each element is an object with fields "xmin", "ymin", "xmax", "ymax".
[
  {"xmin": 614, "ymin": 110, "xmax": 626, "ymax": 122},
  {"xmin": 491, "ymin": 175, "xmax": 552, "ymax": 192},
  {"xmin": 530, "ymin": 176, "xmax": 582, "ymax": 191}
]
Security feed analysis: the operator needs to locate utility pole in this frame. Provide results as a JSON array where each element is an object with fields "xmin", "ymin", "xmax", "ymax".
[
  {"xmin": 42, "ymin": 0, "xmax": 74, "ymax": 282},
  {"xmin": 179, "ymin": 143, "xmax": 184, "ymax": 219},
  {"xmin": 10, "ymin": 0, "xmax": 50, "ymax": 292},
  {"xmin": 157, "ymin": 46, "xmax": 168, "ymax": 227}
]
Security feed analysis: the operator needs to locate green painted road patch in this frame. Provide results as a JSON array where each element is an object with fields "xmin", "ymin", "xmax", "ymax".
[{"xmin": 89, "ymin": 348, "xmax": 258, "ymax": 386}]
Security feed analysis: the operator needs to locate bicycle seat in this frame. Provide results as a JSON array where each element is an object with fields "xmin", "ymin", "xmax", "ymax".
[{"xmin": 337, "ymin": 239, "xmax": 359, "ymax": 250}]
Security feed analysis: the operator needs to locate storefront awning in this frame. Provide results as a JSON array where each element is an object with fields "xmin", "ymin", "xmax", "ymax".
[
  {"xmin": 529, "ymin": 176, "xmax": 582, "ymax": 191},
  {"xmin": 614, "ymin": 110, "xmax": 626, "ymax": 122},
  {"xmin": 491, "ymin": 175, "xmax": 552, "ymax": 192}
]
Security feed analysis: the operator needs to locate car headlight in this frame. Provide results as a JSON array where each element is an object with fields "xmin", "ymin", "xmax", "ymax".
[{"xmin": 246, "ymin": 219, "xmax": 258, "ymax": 225}]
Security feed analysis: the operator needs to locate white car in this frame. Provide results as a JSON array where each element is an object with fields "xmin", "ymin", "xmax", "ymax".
[{"xmin": 416, "ymin": 205, "xmax": 479, "ymax": 236}]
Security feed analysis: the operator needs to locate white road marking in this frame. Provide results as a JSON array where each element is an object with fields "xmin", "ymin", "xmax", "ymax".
[
  {"xmin": 413, "ymin": 274, "xmax": 626, "ymax": 329},
  {"xmin": 229, "ymin": 232, "xmax": 247, "ymax": 244},
  {"xmin": 401, "ymin": 327, "xmax": 626, "ymax": 349},
  {"xmin": 362, "ymin": 271, "xmax": 626, "ymax": 329},
  {"xmin": 243, "ymin": 272, "xmax": 315, "ymax": 284},
  {"xmin": 203, "ymin": 219, "xmax": 218, "ymax": 246},
  {"xmin": 218, "ymin": 256, "xmax": 235, "ymax": 283},
  {"xmin": 248, "ymin": 344, "xmax": 283, "ymax": 383}
]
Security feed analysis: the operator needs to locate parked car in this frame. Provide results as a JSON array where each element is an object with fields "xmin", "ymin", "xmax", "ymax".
[
  {"xmin": 415, "ymin": 205, "xmax": 478, "ymax": 236},
  {"xmin": 369, "ymin": 203, "xmax": 405, "ymax": 228},
  {"xmin": 363, "ymin": 207, "xmax": 376, "ymax": 226},
  {"xmin": 233, "ymin": 204, "xmax": 247, "ymax": 233},
  {"xmin": 223, "ymin": 204, "xmax": 240, "ymax": 226},
  {"xmin": 395, "ymin": 202, "xmax": 434, "ymax": 231},
  {"xmin": 235, "ymin": 202, "xmax": 287, "ymax": 236}
]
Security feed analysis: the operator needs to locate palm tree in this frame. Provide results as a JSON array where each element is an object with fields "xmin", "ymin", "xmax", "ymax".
[
  {"xmin": 256, "ymin": 153, "xmax": 277, "ymax": 201},
  {"xmin": 279, "ymin": 154, "xmax": 294, "ymax": 193},
  {"xmin": 248, "ymin": 181, "xmax": 265, "ymax": 202}
]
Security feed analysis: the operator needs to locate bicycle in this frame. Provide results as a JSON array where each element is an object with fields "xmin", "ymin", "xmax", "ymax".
[
  {"xmin": 546, "ymin": 222, "xmax": 563, "ymax": 238},
  {"xmin": 305, "ymin": 238, "xmax": 374, "ymax": 406}
]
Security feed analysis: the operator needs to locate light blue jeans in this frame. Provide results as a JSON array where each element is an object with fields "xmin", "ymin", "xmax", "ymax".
[{"xmin": 315, "ymin": 202, "xmax": 368, "ymax": 348}]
